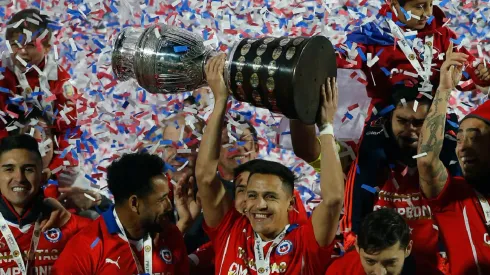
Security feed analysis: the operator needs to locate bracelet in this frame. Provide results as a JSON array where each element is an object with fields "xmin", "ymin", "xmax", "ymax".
[{"xmin": 319, "ymin": 123, "xmax": 334, "ymax": 137}]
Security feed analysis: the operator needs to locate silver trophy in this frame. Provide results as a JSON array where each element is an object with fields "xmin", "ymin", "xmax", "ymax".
[{"xmin": 112, "ymin": 24, "xmax": 337, "ymax": 124}]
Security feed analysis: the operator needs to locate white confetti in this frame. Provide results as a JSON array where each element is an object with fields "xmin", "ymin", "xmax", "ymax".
[
  {"xmin": 69, "ymin": 38, "xmax": 78, "ymax": 52},
  {"xmin": 412, "ymin": 152, "xmax": 428, "ymax": 159}
]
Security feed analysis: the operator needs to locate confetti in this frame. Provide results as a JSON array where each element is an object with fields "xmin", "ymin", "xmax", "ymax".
[
  {"xmin": 412, "ymin": 152, "xmax": 428, "ymax": 159},
  {"xmin": 0, "ymin": 0, "xmax": 484, "ymax": 214}
]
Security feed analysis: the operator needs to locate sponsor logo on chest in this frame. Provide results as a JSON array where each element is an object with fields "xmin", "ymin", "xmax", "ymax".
[{"xmin": 375, "ymin": 191, "xmax": 432, "ymax": 220}]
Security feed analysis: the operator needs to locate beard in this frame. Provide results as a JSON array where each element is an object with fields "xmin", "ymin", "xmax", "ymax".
[{"xmin": 141, "ymin": 213, "xmax": 167, "ymax": 234}]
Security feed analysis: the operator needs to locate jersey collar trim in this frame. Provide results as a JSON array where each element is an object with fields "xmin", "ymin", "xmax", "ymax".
[{"xmin": 102, "ymin": 205, "xmax": 121, "ymax": 235}]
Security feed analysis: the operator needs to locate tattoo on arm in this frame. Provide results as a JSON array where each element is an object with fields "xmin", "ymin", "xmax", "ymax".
[
  {"xmin": 419, "ymin": 92, "xmax": 451, "ymax": 155},
  {"xmin": 419, "ymin": 161, "xmax": 448, "ymax": 183}
]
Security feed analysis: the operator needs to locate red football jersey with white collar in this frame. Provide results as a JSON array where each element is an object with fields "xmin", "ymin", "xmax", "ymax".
[
  {"xmin": 0, "ymin": 212, "xmax": 90, "ymax": 274},
  {"xmin": 204, "ymin": 208, "xmax": 334, "ymax": 275},
  {"xmin": 51, "ymin": 207, "xmax": 189, "ymax": 275},
  {"xmin": 425, "ymin": 175, "xmax": 490, "ymax": 275}
]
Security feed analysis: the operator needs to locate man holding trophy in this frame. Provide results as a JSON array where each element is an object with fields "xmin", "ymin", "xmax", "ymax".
[{"xmin": 110, "ymin": 24, "xmax": 341, "ymax": 274}]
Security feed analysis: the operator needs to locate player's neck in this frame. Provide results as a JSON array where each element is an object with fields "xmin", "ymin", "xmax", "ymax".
[
  {"xmin": 257, "ymin": 224, "xmax": 289, "ymax": 241},
  {"xmin": 12, "ymin": 205, "xmax": 24, "ymax": 216},
  {"xmin": 472, "ymin": 172, "xmax": 490, "ymax": 195},
  {"xmin": 115, "ymin": 206, "xmax": 147, "ymax": 240}
]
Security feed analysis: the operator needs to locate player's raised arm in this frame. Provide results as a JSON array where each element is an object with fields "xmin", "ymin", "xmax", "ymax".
[
  {"xmin": 417, "ymin": 42, "xmax": 467, "ymax": 198},
  {"xmin": 195, "ymin": 54, "xmax": 233, "ymax": 228},
  {"xmin": 311, "ymin": 77, "xmax": 344, "ymax": 247}
]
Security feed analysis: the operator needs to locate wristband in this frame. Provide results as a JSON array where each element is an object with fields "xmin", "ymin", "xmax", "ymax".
[{"xmin": 319, "ymin": 123, "xmax": 334, "ymax": 137}]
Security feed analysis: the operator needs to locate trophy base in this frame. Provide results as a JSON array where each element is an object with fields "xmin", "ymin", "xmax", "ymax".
[{"xmin": 292, "ymin": 36, "xmax": 337, "ymax": 124}]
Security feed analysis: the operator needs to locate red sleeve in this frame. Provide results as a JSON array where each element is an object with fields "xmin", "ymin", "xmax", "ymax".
[
  {"xmin": 203, "ymin": 207, "xmax": 242, "ymax": 246},
  {"xmin": 189, "ymin": 241, "xmax": 214, "ymax": 268},
  {"xmin": 51, "ymin": 233, "xmax": 94, "ymax": 274},
  {"xmin": 423, "ymin": 172, "xmax": 471, "ymax": 211},
  {"xmin": 444, "ymin": 28, "xmax": 490, "ymax": 90},
  {"xmin": 299, "ymin": 219, "xmax": 336, "ymax": 273},
  {"xmin": 289, "ymin": 190, "xmax": 308, "ymax": 225}
]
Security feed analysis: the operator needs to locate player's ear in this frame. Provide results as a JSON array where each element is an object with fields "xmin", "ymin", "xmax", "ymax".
[
  {"xmin": 42, "ymin": 41, "xmax": 52, "ymax": 55},
  {"xmin": 129, "ymin": 195, "xmax": 140, "ymax": 213},
  {"xmin": 405, "ymin": 240, "xmax": 413, "ymax": 258},
  {"xmin": 41, "ymin": 167, "xmax": 51, "ymax": 183},
  {"xmin": 287, "ymin": 194, "xmax": 295, "ymax": 211}
]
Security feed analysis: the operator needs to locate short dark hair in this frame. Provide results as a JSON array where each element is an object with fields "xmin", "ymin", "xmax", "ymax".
[
  {"xmin": 233, "ymin": 159, "xmax": 263, "ymax": 179},
  {"xmin": 358, "ymin": 208, "xmax": 410, "ymax": 254},
  {"xmin": 247, "ymin": 160, "xmax": 295, "ymax": 195},
  {"xmin": 391, "ymin": 84, "xmax": 433, "ymax": 109},
  {"xmin": 0, "ymin": 134, "xmax": 42, "ymax": 161},
  {"xmin": 6, "ymin": 9, "xmax": 52, "ymax": 46},
  {"xmin": 394, "ymin": 0, "xmax": 408, "ymax": 6},
  {"xmin": 107, "ymin": 152, "xmax": 166, "ymax": 204}
]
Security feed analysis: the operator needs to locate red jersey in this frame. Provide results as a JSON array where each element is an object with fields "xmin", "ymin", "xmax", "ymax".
[
  {"xmin": 191, "ymin": 190, "xmax": 309, "ymax": 274},
  {"xmin": 337, "ymin": 5, "xmax": 490, "ymax": 109},
  {"xmin": 203, "ymin": 207, "xmax": 334, "ymax": 275},
  {"xmin": 0, "ymin": 196, "xmax": 91, "ymax": 274},
  {"xmin": 325, "ymin": 249, "xmax": 415, "ymax": 275},
  {"xmin": 373, "ymin": 165, "xmax": 444, "ymax": 275},
  {"xmin": 424, "ymin": 175, "xmax": 490, "ymax": 275},
  {"xmin": 51, "ymin": 207, "xmax": 189, "ymax": 275}
]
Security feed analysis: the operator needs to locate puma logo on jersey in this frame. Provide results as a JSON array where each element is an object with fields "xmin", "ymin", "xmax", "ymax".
[{"xmin": 105, "ymin": 257, "xmax": 120, "ymax": 269}]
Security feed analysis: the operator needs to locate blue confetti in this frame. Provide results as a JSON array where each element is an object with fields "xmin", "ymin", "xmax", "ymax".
[
  {"xmin": 90, "ymin": 237, "xmax": 100, "ymax": 249},
  {"xmin": 450, "ymin": 35, "xmax": 464, "ymax": 45},
  {"xmin": 85, "ymin": 174, "xmax": 97, "ymax": 184},
  {"xmin": 174, "ymin": 45, "xmax": 188, "ymax": 53},
  {"xmin": 427, "ymin": 15, "xmax": 435, "ymax": 25},
  {"xmin": 361, "ymin": 184, "xmax": 377, "ymax": 194},
  {"xmin": 381, "ymin": 67, "xmax": 391, "ymax": 76},
  {"xmin": 357, "ymin": 47, "xmax": 367, "ymax": 61},
  {"xmin": 379, "ymin": 105, "xmax": 395, "ymax": 116},
  {"xmin": 160, "ymin": 140, "xmax": 173, "ymax": 145},
  {"xmin": 447, "ymin": 119, "xmax": 459, "ymax": 129}
]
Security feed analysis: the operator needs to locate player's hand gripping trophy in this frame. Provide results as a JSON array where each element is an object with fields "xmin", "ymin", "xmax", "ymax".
[{"xmin": 112, "ymin": 24, "xmax": 337, "ymax": 124}]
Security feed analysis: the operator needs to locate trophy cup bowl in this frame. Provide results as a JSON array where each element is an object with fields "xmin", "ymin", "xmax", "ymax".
[{"xmin": 112, "ymin": 24, "xmax": 337, "ymax": 124}]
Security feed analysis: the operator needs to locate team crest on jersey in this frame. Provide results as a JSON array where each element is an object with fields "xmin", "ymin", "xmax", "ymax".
[
  {"xmin": 44, "ymin": 228, "xmax": 62, "ymax": 243},
  {"xmin": 276, "ymin": 240, "xmax": 293, "ymax": 256},
  {"xmin": 160, "ymin": 248, "xmax": 173, "ymax": 264},
  {"xmin": 62, "ymin": 82, "xmax": 75, "ymax": 97}
]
